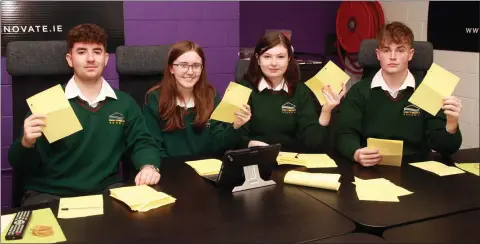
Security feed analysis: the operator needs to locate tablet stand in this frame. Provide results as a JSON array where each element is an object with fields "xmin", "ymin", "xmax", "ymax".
[{"xmin": 232, "ymin": 164, "xmax": 276, "ymax": 192}]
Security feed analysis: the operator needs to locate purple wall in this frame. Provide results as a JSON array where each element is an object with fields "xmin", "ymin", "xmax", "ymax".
[
  {"xmin": 240, "ymin": 1, "xmax": 340, "ymax": 56},
  {"xmin": 0, "ymin": 1, "xmax": 240, "ymax": 208}
]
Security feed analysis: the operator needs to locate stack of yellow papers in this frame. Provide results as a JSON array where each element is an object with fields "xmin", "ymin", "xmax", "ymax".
[
  {"xmin": 58, "ymin": 195, "xmax": 103, "ymax": 219},
  {"xmin": 353, "ymin": 177, "xmax": 413, "ymax": 202},
  {"xmin": 297, "ymin": 154, "xmax": 337, "ymax": 168},
  {"xmin": 284, "ymin": 171, "xmax": 341, "ymax": 191},
  {"xmin": 277, "ymin": 152, "xmax": 303, "ymax": 166},
  {"xmin": 1, "ymin": 208, "xmax": 67, "ymax": 243},
  {"xmin": 367, "ymin": 138, "xmax": 403, "ymax": 167},
  {"xmin": 277, "ymin": 152, "xmax": 337, "ymax": 168},
  {"xmin": 210, "ymin": 82, "xmax": 252, "ymax": 123},
  {"xmin": 410, "ymin": 161, "xmax": 465, "ymax": 176},
  {"xmin": 26, "ymin": 84, "xmax": 83, "ymax": 143},
  {"xmin": 409, "ymin": 63, "xmax": 460, "ymax": 116},
  {"xmin": 305, "ymin": 61, "xmax": 350, "ymax": 105},
  {"xmin": 455, "ymin": 163, "xmax": 479, "ymax": 176},
  {"xmin": 185, "ymin": 159, "xmax": 222, "ymax": 176},
  {"xmin": 110, "ymin": 185, "xmax": 176, "ymax": 212}
]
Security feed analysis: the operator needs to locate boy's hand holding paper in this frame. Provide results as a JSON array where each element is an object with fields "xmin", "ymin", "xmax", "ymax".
[
  {"xmin": 367, "ymin": 138, "xmax": 403, "ymax": 167},
  {"xmin": 26, "ymin": 84, "xmax": 82, "ymax": 143},
  {"xmin": 211, "ymin": 82, "xmax": 252, "ymax": 123},
  {"xmin": 305, "ymin": 61, "xmax": 350, "ymax": 106},
  {"xmin": 409, "ymin": 63, "xmax": 460, "ymax": 116}
]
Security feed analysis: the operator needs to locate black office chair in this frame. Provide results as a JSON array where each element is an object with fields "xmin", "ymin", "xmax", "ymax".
[
  {"xmin": 116, "ymin": 44, "xmax": 172, "ymax": 107},
  {"xmin": 116, "ymin": 44, "xmax": 172, "ymax": 181},
  {"xmin": 6, "ymin": 40, "xmax": 73, "ymax": 207},
  {"xmin": 358, "ymin": 39, "xmax": 434, "ymax": 80}
]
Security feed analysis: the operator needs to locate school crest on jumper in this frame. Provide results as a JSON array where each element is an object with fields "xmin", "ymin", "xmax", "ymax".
[
  {"xmin": 403, "ymin": 104, "xmax": 420, "ymax": 117},
  {"xmin": 281, "ymin": 102, "xmax": 296, "ymax": 114},
  {"xmin": 109, "ymin": 112, "xmax": 125, "ymax": 125}
]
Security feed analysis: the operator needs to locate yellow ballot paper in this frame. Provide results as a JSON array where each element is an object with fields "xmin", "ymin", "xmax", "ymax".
[
  {"xmin": 58, "ymin": 195, "xmax": 103, "ymax": 219},
  {"xmin": 211, "ymin": 82, "xmax": 252, "ymax": 123},
  {"xmin": 353, "ymin": 177, "xmax": 413, "ymax": 202},
  {"xmin": 284, "ymin": 171, "xmax": 341, "ymax": 191},
  {"xmin": 277, "ymin": 152, "xmax": 337, "ymax": 168},
  {"xmin": 2, "ymin": 208, "xmax": 67, "ymax": 243},
  {"xmin": 410, "ymin": 161, "xmax": 465, "ymax": 176},
  {"xmin": 408, "ymin": 63, "xmax": 460, "ymax": 116},
  {"xmin": 455, "ymin": 163, "xmax": 479, "ymax": 176},
  {"xmin": 277, "ymin": 151, "xmax": 304, "ymax": 166},
  {"xmin": 367, "ymin": 138, "xmax": 403, "ymax": 167},
  {"xmin": 1, "ymin": 215, "xmax": 14, "ymax": 235},
  {"xmin": 186, "ymin": 159, "xmax": 222, "ymax": 176},
  {"xmin": 297, "ymin": 154, "xmax": 338, "ymax": 168},
  {"xmin": 26, "ymin": 84, "xmax": 82, "ymax": 143},
  {"xmin": 305, "ymin": 61, "xmax": 350, "ymax": 105},
  {"xmin": 110, "ymin": 185, "xmax": 176, "ymax": 212}
]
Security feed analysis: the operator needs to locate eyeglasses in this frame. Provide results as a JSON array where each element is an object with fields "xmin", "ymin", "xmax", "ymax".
[{"xmin": 172, "ymin": 63, "xmax": 203, "ymax": 72}]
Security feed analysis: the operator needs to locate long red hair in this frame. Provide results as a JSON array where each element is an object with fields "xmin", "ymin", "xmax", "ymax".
[{"xmin": 146, "ymin": 40, "xmax": 216, "ymax": 131}]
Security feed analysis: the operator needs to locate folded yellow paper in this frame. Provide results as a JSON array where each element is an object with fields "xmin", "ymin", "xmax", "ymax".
[
  {"xmin": 277, "ymin": 152, "xmax": 337, "ymax": 168},
  {"xmin": 408, "ymin": 63, "xmax": 460, "ymax": 116},
  {"xmin": 26, "ymin": 84, "xmax": 83, "ymax": 143},
  {"xmin": 2, "ymin": 208, "xmax": 67, "ymax": 243},
  {"xmin": 410, "ymin": 161, "xmax": 465, "ymax": 176},
  {"xmin": 297, "ymin": 154, "xmax": 337, "ymax": 168},
  {"xmin": 284, "ymin": 171, "xmax": 341, "ymax": 191},
  {"xmin": 305, "ymin": 61, "xmax": 350, "ymax": 105},
  {"xmin": 58, "ymin": 195, "xmax": 103, "ymax": 219},
  {"xmin": 353, "ymin": 177, "xmax": 413, "ymax": 202},
  {"xmin": 211, "ymin": 82, "xmax": 252, "ymax": 123},
  {"xmin": 186, "ymin": 159, "xmax": 222, "ymax": 176},
  {"xmin": 367, "ymin": 138, "xmax": 403, "ymax": 167},
  {"xmin": 110, "ymin": 185, "xmax": 176, "ymax": 212},
  {"xmin": 454, "ymin": 163, "xmax": 479, "ymax": 176}
]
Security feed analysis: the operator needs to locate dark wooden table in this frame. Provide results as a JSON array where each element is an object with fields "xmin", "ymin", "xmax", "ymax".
[
  {"xmin": 8, "ymin": 156, "xmax": 356, "ymax": 244},
  {"xmin": 308, "ymin": 233, "xmax": 386, "ymax": 243},
  {"xmin": 295, "ymin": 148, "xmax": 480, "ymax": 234},
  {"xmin": 383, "ymin": 209, "xmax": 480, "ymax": 243}
]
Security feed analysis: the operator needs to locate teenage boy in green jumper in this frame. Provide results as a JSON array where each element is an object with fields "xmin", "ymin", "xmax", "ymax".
[
  {"xmin": 237, "ymin": 32, "xmax": 345, "ymax": 152},
  {"xmin": 336, "ymin": 21, "xmax": 463, "ymax": 167},
  {"xmin": 8, "ymin": 24, "xmax": 164, "ymax": 206}
]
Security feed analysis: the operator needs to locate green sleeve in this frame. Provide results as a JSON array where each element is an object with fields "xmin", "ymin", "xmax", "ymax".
[
  {"xmin": 424, "ymin": 110, "xmax": 462, "ymax": 156},
  {"xmin": 295, "ymin": 85, "xmax": 328, "ymax": 150},
  {"xmin": 209, "ymin": 91, "xmax": 248, "ymax": 154},
  {"xmin": 8, "ymin": 112, "xmax": 44, "ymax": 174},
  {"xmin": 143, "ymin": 91, "xmax": 169, "ymax": 157},
  {"xmin": 125, "ymin": 95, "xmax": 166, "ymax": 170},
  {"xmin": 335, "ymin": 84, "xmax": 365, "ymax": 160}
]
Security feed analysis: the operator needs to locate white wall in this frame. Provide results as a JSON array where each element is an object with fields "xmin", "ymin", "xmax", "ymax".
[{"xmin": 380, "ymin": 1, "xmax": 479, "ymax": 149}]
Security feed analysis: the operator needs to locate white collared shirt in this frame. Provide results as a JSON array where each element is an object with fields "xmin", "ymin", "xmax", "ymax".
[
  {"xmin": 258, "ymin": 77, "xmax": 289, "ymax": 93},
  {"xmin": 65, "ymin": 76, "xmax": 117, "ymax": 108},
  {"xmin": 176, "ymin": 97, "xmax": 195, "ymax": 108},
  {"xmin": 371, "ymin": 69, "xmax": 416, "ymax": 98}
]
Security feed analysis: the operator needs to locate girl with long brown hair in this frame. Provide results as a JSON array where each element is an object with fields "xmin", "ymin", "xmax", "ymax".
[{"xmin": 143, "ymin": 40, "xmax": 251, "ymax": 157}]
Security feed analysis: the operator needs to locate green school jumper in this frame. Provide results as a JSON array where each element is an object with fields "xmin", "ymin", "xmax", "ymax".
[
  {"xmin": 8, "ymin": 87, "xmax": 163, "ymax": 197},
  {"xmin": 335, "ymin": 76, "xmax": 462, "ymax": 161},
  {"xmin": 143, "ymin": 90, "xmax": 246, "ymax": 157},
  {"xmin": 236, "ymin": 80, "xmax": 328, "ymax": 152}
]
